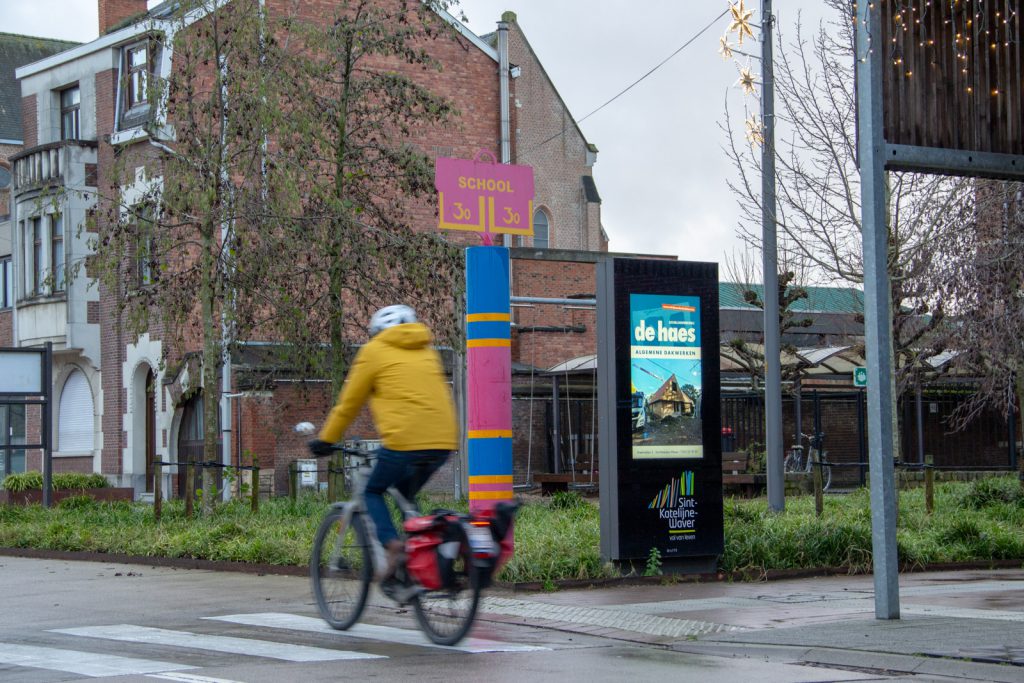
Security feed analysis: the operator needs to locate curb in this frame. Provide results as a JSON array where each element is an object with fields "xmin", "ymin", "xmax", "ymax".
[{"xmin": 1, "ymin": 546, "xmax": 1020, "ymax": 587}]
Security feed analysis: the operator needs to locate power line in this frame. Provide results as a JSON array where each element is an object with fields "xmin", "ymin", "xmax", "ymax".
[
  {"xmin": 522, "ymin": 8, "xmax": 730, "ymax": 155},
  {"xmin": 578, "ymin": 8, "xmax": 729, "ymax": 124}
]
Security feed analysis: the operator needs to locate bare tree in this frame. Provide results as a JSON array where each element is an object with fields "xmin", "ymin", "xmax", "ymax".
[
  {"xmin": 930, "ymin": 181, "xmax": 1024, "ymax": 481},
  {"xmin": 723, "ymin": 249, "xmax": 812, "ymax": 388},
  {"xmin": 721, "ymin": 0, "xmax": 968, "ymax": 407}
]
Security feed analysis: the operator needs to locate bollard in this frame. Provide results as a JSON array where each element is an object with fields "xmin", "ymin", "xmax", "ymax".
[
  {"xmin": 251, "ymin": 462, "xmax": 260, "ymax": 514},
  {"xmin": 812, "ymin": 450, "xmax": 823, "ymax": 517},
  {"xmin": 153, "ymin": 459, "xmax": 162, "ymax": 522},
  {"xmin": 185, "ymin": 460, "xmax": 195, "ymax": 519},
  {"xmin": 925, "ymin": 455, "xmax": 934, "ymax": 515},
  {"xmin": 288, "ymin": 461, "xmax": 297, "ymax": 501}
]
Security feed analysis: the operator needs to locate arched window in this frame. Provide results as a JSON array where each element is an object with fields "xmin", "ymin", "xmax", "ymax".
[
  {"xmin": 58, "ymin": 370, "xmax": 93, "ymax": 452},
  {"xmin": 533, "ymin": 209, "xmax": 549, "ymax": 248}
]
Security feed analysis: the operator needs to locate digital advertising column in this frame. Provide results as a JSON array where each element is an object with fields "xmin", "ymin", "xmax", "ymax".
[{"xmin": 597, "ymin": 258, "xmax": 723, "ymax": 571}]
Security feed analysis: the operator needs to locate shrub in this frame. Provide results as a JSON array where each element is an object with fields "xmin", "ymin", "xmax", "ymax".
[
  {"xmin": 549, "ymin": 490, "xmax": 586, "ymax": 510},
  {"xmin": 2, "ymin": 471, "xmax": 108, "ymax": 492},
  {"xmin": 957, "ymin": 476, "xmax": 1023, "ymax": 509}
]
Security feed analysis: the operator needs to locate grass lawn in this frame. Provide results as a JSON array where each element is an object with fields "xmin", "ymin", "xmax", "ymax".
[{"xmin": 1, "ymin": 477, "xmax": 1022, "ymax": 584}]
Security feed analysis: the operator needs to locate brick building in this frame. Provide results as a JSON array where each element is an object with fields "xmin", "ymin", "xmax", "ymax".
[
  {"xmin": 0, "ymin": 32, "xmax": 81, "ymax": 480},
  {"xmin": 7, "ymin": 0, "xmax": 609, "ymax": 497}
]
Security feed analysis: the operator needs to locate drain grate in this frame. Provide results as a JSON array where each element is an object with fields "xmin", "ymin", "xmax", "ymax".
[{"xmin": 479, "ymin": 597, "xmax": 742, "ymax": 639}]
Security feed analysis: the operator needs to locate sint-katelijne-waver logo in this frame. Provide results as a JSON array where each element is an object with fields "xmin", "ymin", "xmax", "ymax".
[{"xmin": 648, "ymin": 470, "xmax": 698, "ymax": 537}]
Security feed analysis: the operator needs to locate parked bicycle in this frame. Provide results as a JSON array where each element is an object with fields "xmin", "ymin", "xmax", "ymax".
[
  {"xmin": 784, "ymin": 431, "xmax": 832, "ymax": 491},
  {"xmin": 299, "ymin": 424, "xmax": 517, "ymax": 646}
]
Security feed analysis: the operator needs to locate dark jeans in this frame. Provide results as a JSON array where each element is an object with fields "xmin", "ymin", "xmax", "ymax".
[{"xmin": 364, "ymin": 447, "xmax": 449, "ymax": 546}]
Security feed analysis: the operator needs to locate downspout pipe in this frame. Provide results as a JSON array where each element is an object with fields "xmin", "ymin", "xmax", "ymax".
[{"xmin": 497, "ymin": 19, "xmax": 511, "ymax": 247}]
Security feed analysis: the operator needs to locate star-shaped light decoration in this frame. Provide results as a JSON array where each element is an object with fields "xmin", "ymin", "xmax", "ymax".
[
  {"xmin": 719, "ymin": 35, "xmax": 735, "ymax": 60},
  {"xmin": 727, "ymin": 0, "xmax": 756, "ymax": 46},
  {"xmin": 736, "ymin": 64, "xmax": 759, "ymax": 96},
  {"xmin": 745, "ymin": 115, "xmax": 765, "ymax": 146}
]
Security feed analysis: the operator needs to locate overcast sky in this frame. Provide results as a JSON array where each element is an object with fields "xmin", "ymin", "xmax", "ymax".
[{"xmin": 2, "ymin": 0, "xmax": 832, "ymax": 271}]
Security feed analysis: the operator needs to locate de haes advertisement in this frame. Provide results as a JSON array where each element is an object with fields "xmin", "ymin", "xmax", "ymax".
[{"xmin": 629, "ymin": 293, "xmax": 703, "ymax": 459}]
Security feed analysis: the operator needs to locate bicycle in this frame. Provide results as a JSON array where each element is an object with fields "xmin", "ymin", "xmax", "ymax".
[
  {"xmin": 784, "ymin": 431, "xmax": 832, "ymax": 491},
  {"xmin": 300, "ymin": 425, "xmax": 516, "ymax": 646}
]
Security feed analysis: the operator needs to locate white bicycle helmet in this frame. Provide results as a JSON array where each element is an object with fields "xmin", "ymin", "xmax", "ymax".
[{"xmin": 368, "ymin": 304, "xmax": 417, "ymax": 336}]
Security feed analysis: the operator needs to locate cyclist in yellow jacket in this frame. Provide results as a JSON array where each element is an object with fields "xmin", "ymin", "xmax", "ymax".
[{"xmin": 308, "ymin": 305, "xmax": 457, "ymax": 598}]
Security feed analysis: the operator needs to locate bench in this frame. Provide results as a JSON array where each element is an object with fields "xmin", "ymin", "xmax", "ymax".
[
  {"xmin": 533, "ymin": 472, "xmax": 599, "ymax": 495},
  {"xmin": 722, "ymin": 451, "xmax": 766, "ymax": 497}
]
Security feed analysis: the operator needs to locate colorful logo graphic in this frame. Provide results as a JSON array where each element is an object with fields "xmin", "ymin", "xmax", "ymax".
[
  {"xmin": 648, "ymin": 470, "xmax": 699, "ymax": 537},
  {"xmin": 648, "ymin": 470, "xmax": 695, "ymax": 509}
]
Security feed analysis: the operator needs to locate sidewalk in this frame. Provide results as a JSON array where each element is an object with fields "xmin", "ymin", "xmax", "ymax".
[{"xmin": 479, "ymin": 568, "xmax": 1024, "ymax": 682}]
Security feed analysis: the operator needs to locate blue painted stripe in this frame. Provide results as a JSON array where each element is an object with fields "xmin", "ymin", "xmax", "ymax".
[
  {"xmin": 466, "ymin": 247, "xmax": 510, "ymax": 315},
  {"xmin": 467, "ymin": 320, "xmax": 511, "ymax": 339},
  {"xmin": 467, "ymin": 438, "xmax": 513, "ymax": 476}
]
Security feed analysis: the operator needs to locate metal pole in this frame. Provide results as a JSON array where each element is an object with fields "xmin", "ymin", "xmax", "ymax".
[
  {"xmin": 551, "ymin": 375, "xmax": 561, "ymax": 474},
  {"xmin": 42, "ymin": 342, "xmax": 52, "ymax": 508},
  {"xmin": 856, "ymin": 1, "xmax": 900, "ymax": 620},
  {"xmin": 761, "ymin": 0, "xmax": 784, "ymax": 512}
]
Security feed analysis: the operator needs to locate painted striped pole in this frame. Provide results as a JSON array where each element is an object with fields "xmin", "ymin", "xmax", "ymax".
[{"xmin": 465, "ymin": 246, "xmax": 513, "ymax": 514}]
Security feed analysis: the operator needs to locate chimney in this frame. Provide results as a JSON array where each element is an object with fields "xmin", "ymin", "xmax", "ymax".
[{"xmin": 98, "ymin": 0, "xmax": 148, "ymax": 34}]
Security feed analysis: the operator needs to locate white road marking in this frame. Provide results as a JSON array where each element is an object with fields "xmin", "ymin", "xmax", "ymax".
[
  {"xmin": 146, "ymin": 673, "xmax": 245, "ymax": 683},
  {"xmin": 0, "ymin": 642, "xmax": 195, "ymax": 677},
  {"xmin": 50, "ymin": 624, "xmax": 386, "ymax": 662},
  {"xmin": 206, "ymin": 612, "xmax": 550, "ymax": 653}
]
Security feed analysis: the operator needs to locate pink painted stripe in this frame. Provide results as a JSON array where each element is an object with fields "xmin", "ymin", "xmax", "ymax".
[
  {"xmin": 467, "ymin": 347, "xmax": 511, "ymax": 431},
  {"xmin": 468, "ymin": 483, "xmax": 513, "ymax": 492}
]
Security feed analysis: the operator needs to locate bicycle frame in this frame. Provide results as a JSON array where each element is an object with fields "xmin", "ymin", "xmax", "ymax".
[{"xmin": 327, "ymin": 447, "xmax": 421, "ymax": 581}]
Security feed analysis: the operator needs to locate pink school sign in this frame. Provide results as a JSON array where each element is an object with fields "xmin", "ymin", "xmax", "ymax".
[{"xmin": 435, "ymin": 154, "xmax": 534, "ymax": 244}]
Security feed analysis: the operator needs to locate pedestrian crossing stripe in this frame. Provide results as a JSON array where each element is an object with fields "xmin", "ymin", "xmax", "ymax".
[
  {"xmin": 206, "ymin": 612, "xmax": 551, "ymax": 653},
  {"xmin": 0, "ymin": 642, "xmax": 195, "ymax": 678},
  {"xmin": 51, "ymin": 624, "xmax": 385, "ymax": 662},
  {"xmin": 147, "ymin": 674, "xmax": 244, "ymax": 683}
]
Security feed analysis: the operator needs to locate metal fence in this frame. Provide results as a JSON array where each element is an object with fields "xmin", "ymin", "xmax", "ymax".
[{"xmin": 721, "ymin": 388, "xmax": 1018, "ymax": 488}]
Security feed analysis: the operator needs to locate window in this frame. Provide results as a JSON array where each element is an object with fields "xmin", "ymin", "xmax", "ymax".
[
  {"xmin": 60, "ymin": 85, "xmax": 80, "ymax": 140},
  {"xmin": 31, "ymin": 217, "xmax": 43, "ymax": 295},
  {"xmin": 118, "ymin": 41, "xmax": 155, "ymax": 131},
  {"xmin": 532, "ymin": 209, "xmax": 549, "ymax": 249},
  {"xmin": 0, "ymin": 257, "xmax": 11, "ymax": 308},
  {"xmin": 58, "ymin": 370, "xmax": 94, "ymax": 452},
  {"xmin": 126, "ymin": 43, "xmax": 149, "ymax": 109},
  {"xmin": 135, "ymin": 205, "xmax": 155, "ymax": 286},
  {"xmin": 0, "ymin": 404, "xmax": 26, "ymax": 478},
  {"xmin": 51, "ymin": 214, "xmax": 65, "ymax": 291}
]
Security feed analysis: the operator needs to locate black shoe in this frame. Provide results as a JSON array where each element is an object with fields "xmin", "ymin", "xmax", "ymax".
[{"xmin": 380, "ymin": 576, "xmax": 423, "ymax": 605}]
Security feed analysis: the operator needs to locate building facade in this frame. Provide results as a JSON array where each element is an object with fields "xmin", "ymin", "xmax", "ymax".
[{"xmin": 9, "ymin": 0, "xmax": 607, "ymax": 496}]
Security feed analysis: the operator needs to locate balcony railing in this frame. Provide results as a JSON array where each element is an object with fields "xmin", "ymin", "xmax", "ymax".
[{"xmin": 10, "ymin": 140, "xmax": 98, "ymax": 192}]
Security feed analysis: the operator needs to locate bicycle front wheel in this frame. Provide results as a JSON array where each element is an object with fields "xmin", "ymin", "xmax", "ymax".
[
  {"xmin": 310, "ymin": 508, "xmax": 371, "ymax": 630},
  {"xmin": 412, "ymin": 525, "xmax": 481, "ymax": 646}
]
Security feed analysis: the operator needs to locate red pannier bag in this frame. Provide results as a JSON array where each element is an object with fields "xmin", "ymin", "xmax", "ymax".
[{"xmin": 403, "ymin": 515, "xmax": 445, "ymax": 590}]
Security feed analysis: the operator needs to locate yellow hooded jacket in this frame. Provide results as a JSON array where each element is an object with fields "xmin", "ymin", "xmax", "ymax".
[{"xmin": 319, "ymin": 323, "xmax": 458, "ymax": 451}]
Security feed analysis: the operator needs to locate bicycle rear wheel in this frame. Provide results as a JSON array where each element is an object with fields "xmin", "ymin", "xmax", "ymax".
[
  {"xmin": 821, "ymin": 453, "xmax": 833, "ymax": 491},
  {"xmin": 412, "ymin": 524, "xmax": 481, "ymax": 646},
  {"xmin": 310, "ymin": 508, "xmax": 371, "ymax": 630},
  {"xmin": 783, "ymin": 449, "xmax": 804, "ymax": 474}
]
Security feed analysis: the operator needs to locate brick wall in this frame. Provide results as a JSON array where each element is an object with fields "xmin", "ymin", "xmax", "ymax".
[
  {"xmin": 510, "ymin": 249, "xmax": 597, "ymax": 370},
  {"xmin": 98, "ymin": 0, "xmax": 147, "ymax": 34},
  {"xmin": 21, "ymin": 95, "xmax": 37, "ymax": 148},
  {"xmin": 0, "ymin": 310, "xmax": 11, "ymax": 346}
]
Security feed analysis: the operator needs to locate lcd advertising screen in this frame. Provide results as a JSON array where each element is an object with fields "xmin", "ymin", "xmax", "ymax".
[{"xmin": 629, "ymin": 293, "xmax": 703, "ymax": 459}]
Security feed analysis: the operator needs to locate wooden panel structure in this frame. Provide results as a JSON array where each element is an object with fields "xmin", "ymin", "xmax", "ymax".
[{"xmin": 882, "ymin": 0, "xmax": 1023, "ymax": 155}]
